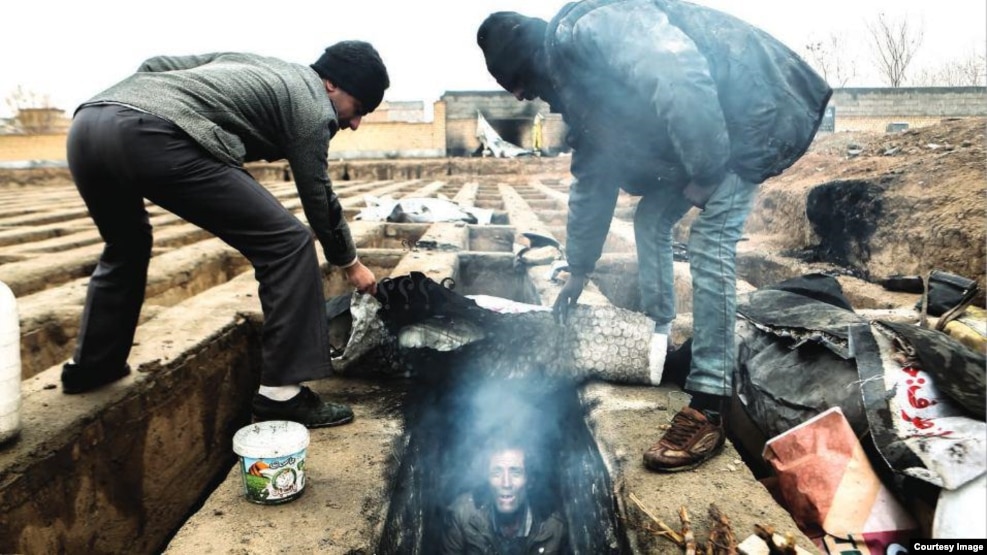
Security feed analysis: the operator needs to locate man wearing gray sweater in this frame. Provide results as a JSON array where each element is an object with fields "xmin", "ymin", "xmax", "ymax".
[{"xmin": 61, "ymin": 41, "xmax": 389, "ymax": 428}]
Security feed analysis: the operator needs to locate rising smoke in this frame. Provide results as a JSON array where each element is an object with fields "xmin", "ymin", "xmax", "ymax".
[{"xmin": 372, "ymin": 275, "xmax": 627, "ymax": 553}]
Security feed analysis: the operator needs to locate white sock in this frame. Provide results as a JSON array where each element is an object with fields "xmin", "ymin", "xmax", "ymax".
[
  {"xmin": 648, "ymin": 333, "xmax": 668, "ymax": 385},
  {"xmin": 258, "ymin": 384, "xmax": 301, "ymax": 401}
]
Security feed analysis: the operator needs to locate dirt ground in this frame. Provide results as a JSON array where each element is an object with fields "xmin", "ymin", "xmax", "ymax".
[
  {"xmin": 165, "ymin": 118, "xmax": 984, "ymax": 554},
  {"xmin": 642, "ymin": 118, "xmax": 987, "ymax": 553},
  {"xmin": 747, "ymin": 117, "xmax": 986, "ymax": 294},
  {"xmin": 2, "ymin": 117, "xmax": 982, "ymax": 554}
]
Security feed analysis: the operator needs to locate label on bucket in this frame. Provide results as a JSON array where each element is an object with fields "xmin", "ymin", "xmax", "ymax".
[{"xmin": 239, "ymin": 449, "xmax": 306, "ymax": 504}]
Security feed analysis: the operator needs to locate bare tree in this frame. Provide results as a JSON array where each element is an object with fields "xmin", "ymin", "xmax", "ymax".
[
  {"xmin": 866, "ymin": 12, "xmax": 924, "ymax": 87},
  {"xmin": 3, "ymin": 85, "xmax": 59, "ymax": 134},
  {"xmin": 950, "ymin": 51, "xmax": 987, "ymax": 86},
  {"xmin": 912, "ymin": 50, "xmax": 986, "ymax": 87},
  {"xmin": 804, "ymin": 33, "xmax": 858, "ymax": 87},
  {"xmin": 961, "ymin": 53, "xmax": 987, "ymax": 86}
]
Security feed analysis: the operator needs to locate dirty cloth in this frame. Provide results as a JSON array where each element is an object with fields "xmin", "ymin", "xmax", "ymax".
[
  {"xmin": 732, "ymin": 279, "xmax": 870, "ymax": 439},
  {"xmin": 327, "ymin": 272, "xmax": 656, "ymax": 385},
  {"xmin": 726, "ymin": 274, "xmax": 986, "ymax": 493},
  {"xmin": 356, "ymin": 195, "xmax": 493, "ymax": 225},
  {"xmin": 852, "ymin": 322, "xmax": 986, "ymax": 491},
  {"xmin": 476, "ymin": 110, "xmax": 533, "ymax": 159}
]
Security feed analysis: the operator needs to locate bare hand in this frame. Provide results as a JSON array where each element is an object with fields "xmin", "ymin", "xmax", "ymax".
[
  {"xmin": 345, "ymin": 261, "xmax": 377, "ymax": 295},
  {"xmin": 552, "ymin": 274, "xmax": 587, "ymax": 325}
]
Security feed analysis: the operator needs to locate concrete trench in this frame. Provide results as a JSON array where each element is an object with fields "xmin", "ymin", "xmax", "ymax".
[{"xmin": 0, "ymin": 159, "xmax": 849, "ymax": 554}]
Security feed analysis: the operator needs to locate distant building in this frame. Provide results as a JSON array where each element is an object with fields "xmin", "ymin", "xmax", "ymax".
[
  {"xmin": 362, "ymin": 101, "xmax": 426, "ymax": 123},
  {"xmin": 440, "ymin": 91, "xmax": 567, "ymax": 157},
  {"xmin": 2, "ymin": 88, "xmax": 985, "ymax": 161}
]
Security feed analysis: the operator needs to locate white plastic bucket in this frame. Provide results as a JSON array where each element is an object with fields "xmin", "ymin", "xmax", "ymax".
[
  {"xmin": 232, "ymin": 420, "xmax": 309, "ymax": 504},
  {"xmin": 0, "ymin": 281, "xmax": 21, "ymax": 447}
]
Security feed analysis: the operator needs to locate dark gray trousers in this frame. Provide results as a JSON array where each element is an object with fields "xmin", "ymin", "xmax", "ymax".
[{"xmin": 67, "ymin": 104, "xmax": 331, "ymax": 386}]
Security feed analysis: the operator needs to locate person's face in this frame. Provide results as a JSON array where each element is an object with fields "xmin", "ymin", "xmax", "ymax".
[
  {"xmin": 501, "ymin": 52, "xmax": 555, "ymax": 105},
  {"xmin": 488, "ymin": 449, "xmax": 528, "ymax": 515},
  {"xmin": 325, "ymin": 82, "xmax": 366, "ymax": 131},
  {"xmin": 499, "ymin": 59, "xmax": 539, "ymax": 102},
  {"xmin": 510, "ymin": 84, "xmax": 536, "ymax": 102}
]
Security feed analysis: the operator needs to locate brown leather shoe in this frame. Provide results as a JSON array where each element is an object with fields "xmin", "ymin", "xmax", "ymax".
[{"xmin": 643, "ymin": 407, "xmax": 725, "ymax": 472}]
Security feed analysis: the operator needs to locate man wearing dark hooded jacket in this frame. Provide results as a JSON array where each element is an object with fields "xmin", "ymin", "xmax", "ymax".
[{"xmin": 477, "ymin": 0, "xmax": 831, "ymax": 472}]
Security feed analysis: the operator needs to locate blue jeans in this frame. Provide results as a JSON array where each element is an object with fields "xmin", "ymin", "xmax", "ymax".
[{"xmin": 634, "ymin": 173, "xmax": 758, "ymax": 397}]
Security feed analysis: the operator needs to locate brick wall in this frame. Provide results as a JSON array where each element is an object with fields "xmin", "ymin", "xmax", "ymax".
[
  {"xmin": 441, "ymin": 90, "xmax": 558, "ymax": 156},
  {"xmin": 445, "ymin": 119, "xmax": 479, "ymax": 157},
  {"xmin": 833, "ymin": 116, "xmax": 950, "ymax": 133},
  {"xmin": 0, "ymin": 120, "xmax": 448, "ymax": 163},
  {"xmin": 432, "ymin": 101, "xmax": 447, "ymax": 155},
  {"xmin": 829, "ymin": 87, "xmax": 986, "ymax": 132},
  {"xmin": 329, "ymin": 120, "xmax": 444, "ymax": 159},
  {"xmin": 447, "ymin": 118, "xmax": 546, "ymax": 156},
  {"xmin": 542, "ymin": 114, "xmax": 569, "ymax": 154},
  {"xmin": 0, "ymin": 134, "xmax": 68, "ymax": 162},
  {"xmin": 361, "ymin": 100, "xmax": 426, "ymax": 123},
  {"xmin": 441, "ymin": 91, "xmax": 550, "ymax": 120},
  {"xmin": 4, "ymin": 87, "xmax": 983, "ymax": 162}
]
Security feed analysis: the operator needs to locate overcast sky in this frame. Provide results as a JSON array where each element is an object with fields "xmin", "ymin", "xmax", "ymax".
[{"xmin": 2, "ymin": 0, "xmax": 984, "ymax": 118}]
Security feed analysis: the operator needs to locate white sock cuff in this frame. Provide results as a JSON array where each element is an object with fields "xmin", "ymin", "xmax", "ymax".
[
  {"xmin": 649, "ymin": 332, "xmax": 668, "ymax": 386},
  {"xmin": 258, "ymin": 384, "xmax": 302, "ymax": 401}
]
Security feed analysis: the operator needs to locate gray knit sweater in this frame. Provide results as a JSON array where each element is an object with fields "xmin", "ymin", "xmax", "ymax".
[{"xmin": 80, "ymin": 52, "xmax": 356, "ymax": 267}]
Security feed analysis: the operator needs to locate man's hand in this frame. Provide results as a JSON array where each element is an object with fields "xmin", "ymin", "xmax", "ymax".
[
  {"xmin": 682, "ymin": 181, "xmax": 720, "ymax": 209},
  {"xmin": 552, "ymin": 274, "xmax": 587, "ymax": 325},
  {"xmin": 344, "ymin": 261, "xmax": 377, "ymax": 295}
]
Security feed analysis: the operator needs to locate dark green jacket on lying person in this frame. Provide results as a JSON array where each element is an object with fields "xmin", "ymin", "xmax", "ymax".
[{"xmin": 441, "ymin": 492, "xmax": 568, "ymax": 554}]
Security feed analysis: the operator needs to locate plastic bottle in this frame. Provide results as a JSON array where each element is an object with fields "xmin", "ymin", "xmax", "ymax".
[{"xmin": 0, "ymin": 280, "xmax": 21, "ymax": 446}]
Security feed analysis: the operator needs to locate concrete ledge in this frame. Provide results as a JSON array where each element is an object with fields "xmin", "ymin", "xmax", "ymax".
[
  {"xmin": 0, "ymin": 274, "xmax": 263, "ymax": 554},
  {"xmin": 2, "ymin": 166, "xmax": 899, "ymax": 554},
  {"xmin": 582, "ymin": 382, "xmax": 815, "ymax": 553}
]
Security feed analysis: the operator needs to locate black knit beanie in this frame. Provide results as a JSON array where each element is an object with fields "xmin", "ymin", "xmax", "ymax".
[
  {"xmin": 311, "ymin": 40, "xmax": 389, "ymax": 113},
  {"xmin": 477, "ymin": 12, "xmax": 548, "ymax": 91}
]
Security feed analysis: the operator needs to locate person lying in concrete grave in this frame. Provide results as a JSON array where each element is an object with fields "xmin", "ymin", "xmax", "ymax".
[
  {"xmin": 60, "ymin": 41, "xmax": 388, "ymax": 428},
  {"xmin": 441, "ymin": 438, "xmax": 567, "ymax": 554},
  {"xmin": 476, "ymin": 0, "xmax": 832, "ymax": 472}
]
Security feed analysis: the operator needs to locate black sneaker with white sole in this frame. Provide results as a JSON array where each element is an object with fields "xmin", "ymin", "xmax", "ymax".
[{"xmin": 251, "ymin": 386, "xmax": 354, "ymax": 428}]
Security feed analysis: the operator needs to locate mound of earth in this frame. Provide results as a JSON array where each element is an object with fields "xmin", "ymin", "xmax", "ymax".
[{"xmin": 748, "ymin": 117, "xmax": 985, "ymax": 294}]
